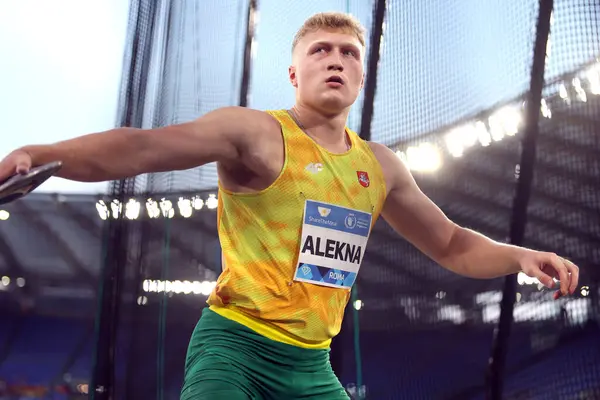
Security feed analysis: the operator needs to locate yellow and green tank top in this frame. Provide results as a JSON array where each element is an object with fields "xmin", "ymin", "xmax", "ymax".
[{"xmin": 207, "ymin": 109, "xmax": 386, "ymax": 349}]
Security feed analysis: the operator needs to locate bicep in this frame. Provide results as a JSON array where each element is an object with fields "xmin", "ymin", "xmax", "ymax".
[
  {"xmin": 137, "ymin": 107, "xmax": 273, "ymax": 173},
  {"xmin": 380, "ymin": 155, "xmax": 457, "ymax": 264}
]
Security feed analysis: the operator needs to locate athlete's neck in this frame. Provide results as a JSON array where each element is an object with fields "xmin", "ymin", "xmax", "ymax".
[{"xmin": 290, "ymin": 104, "xmax": 351, "ymax": 152}]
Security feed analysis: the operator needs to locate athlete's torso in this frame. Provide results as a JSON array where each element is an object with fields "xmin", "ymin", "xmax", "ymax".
[{"xmin": 207, "ymin": 109, "xmax": 387, "ymax": 348}]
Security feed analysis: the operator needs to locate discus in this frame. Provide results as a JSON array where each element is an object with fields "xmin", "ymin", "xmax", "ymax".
[{"xmin": 0, "ymin": 161, "xmax": 63, "ymax": 205}]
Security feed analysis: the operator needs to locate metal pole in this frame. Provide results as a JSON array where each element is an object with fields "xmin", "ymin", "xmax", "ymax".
[
  {"xmin": 359, "ymin": 0, "xmax": 387, "ymax": 141},
  {"xmin": 486, "ymin": 1, "xmax": 554, "ymax": 398},
  {"xmin": 90, "ymin": 195, "xmax": 129, "ymax": 400},
  {"xmin": 238, "ymin": 0, "xmax": 258, "ymax": 107},
  {"xmin": 347, "ymin": 0, "xmax": 387, "ymax": 396},
  {"xmin": 90, "ymin": 0, "xmax": 159, "ymax": 397}
]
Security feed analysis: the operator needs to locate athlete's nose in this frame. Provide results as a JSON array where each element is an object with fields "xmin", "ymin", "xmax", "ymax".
[
  {"xmin": 327, "ymin": 53, "xmax": 344, "ymax": 72},
  {"xmin": 327, "ymin": 62, "xmax": 343, "ymax": 72}
]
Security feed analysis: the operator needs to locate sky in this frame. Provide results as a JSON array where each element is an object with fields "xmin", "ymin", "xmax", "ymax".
[
  {"xmin": 0, "ymin": 0, "xmax": 130, "ymax": 194},
  {"xmin": 0, "ymin": 0, "xmax": 596, "ymax": 194}
]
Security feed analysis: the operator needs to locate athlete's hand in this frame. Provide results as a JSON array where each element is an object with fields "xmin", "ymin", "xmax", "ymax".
[
  {"xmin": 519, "ymin": 249, "xmax": 579, "ymax": 300},
  {"xmin": 0, "ymin": 150, "xmax": 32, "ymax": 182}
]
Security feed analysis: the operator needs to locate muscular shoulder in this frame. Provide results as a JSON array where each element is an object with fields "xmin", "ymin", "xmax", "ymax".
[
  {"xmin": 189, "ymin": 106, "xmax": 281, "ymax": 163},
  {"xmin": 209, "ymin": 107, "xmax": 284, "ymax": 190},
  {"xmin": 366, "ymin": 141, "xmax": 396, "ymax": 164},
  {"xmin": 237, "ymin": 107, "xmax": 281, "ymax": 131},
  {"xmin": 223, "ymin": 107, "xmax": 282, "ymax": 158},
  {"xmin": 367, "ymin": 141, "xmax": 412, "ymax": 194},
  {"xmin": 200, "ymin": 106, "xmax": 281, "ymax": 143}
]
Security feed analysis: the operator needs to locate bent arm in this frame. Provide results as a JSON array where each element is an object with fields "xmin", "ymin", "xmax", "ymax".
[
  {"xmin": 373, "ymin": 144, "xmax": 528, "ymax": 279},
  {"xmin": 18, "ymin": 107, "xmax": 270, "ymax": 182}
]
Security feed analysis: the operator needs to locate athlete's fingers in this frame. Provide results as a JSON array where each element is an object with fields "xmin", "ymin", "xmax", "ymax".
[
  {"xmin": 0, "ymin": 161, "xmax": 13, "ymax": 181},
  {"xmin": 541, "ymin": 253, "xmax": 570, "ymax": 296},
  {"xmin": 563, "ymin": 258, "xmax": 579, "ymax": 295},
  {"xmin": 528, "ymin": 264, "xmax": 555, "ymax": 290},
  {"xmin": 14, "ymin": 152, "xmax": 32, "ymax": 174}
]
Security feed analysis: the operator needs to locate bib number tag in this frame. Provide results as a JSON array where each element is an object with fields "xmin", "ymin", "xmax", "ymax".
[{"xmin": 294, "ymin": 200, "xmax": 372, "ymax": 289}]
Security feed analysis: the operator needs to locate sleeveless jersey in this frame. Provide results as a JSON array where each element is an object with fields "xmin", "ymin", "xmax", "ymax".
[{"xmin": 207, "ymin": 109, "xmax": 387, "ymax": 349}]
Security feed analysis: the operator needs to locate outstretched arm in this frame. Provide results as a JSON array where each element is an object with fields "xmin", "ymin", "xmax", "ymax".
[
  {"xmin": 370, "ymin": 143, "xmax": 578, "ymax": 298},
  {"xmin": 3, "ymin": 107, "xmax": 275, "ymax": 182}
]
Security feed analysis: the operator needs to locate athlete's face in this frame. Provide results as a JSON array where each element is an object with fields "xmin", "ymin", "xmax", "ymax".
[{"xmin": 289, "ymin": 29, "xmax": 365, "ymax": 113}]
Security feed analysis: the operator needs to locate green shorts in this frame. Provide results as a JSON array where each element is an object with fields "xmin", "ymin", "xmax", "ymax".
[{"xmin": 180, "ymin": 307, "xmax": 349, "ymax": 400}]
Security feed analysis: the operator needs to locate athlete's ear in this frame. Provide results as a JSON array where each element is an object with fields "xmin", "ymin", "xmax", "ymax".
[
  {"xmin": 289, "ymin": 66, "xmax": 298, "ymax": 88},
  {"xmin": 360, "ymin": 72, "xmax": 365, "ymax": 90}
]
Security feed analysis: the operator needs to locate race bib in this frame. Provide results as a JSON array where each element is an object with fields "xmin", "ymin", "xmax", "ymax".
[{"xmin": 294, "ymin": 200, "xmax": 372, "ymax": 289}]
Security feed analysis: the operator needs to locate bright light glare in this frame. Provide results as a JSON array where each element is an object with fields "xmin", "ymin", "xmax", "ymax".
[
  {"xmin": 540, "ymin": 99, "xmax": 552, "ymax": 119},
  {"xmin": 178, "ymin": 198, "xmax": 193, "ymax": 218},
  {"xmin": 444, "ymin": 122, "xmax": 489, "ymax": 157},
  {"xmin": 572, "ymin": 78, "xmax": 587, "ymax": 102},
  {"xmin": 404, "ymin": 142, "xmax": 442, "ymax": 172},
  {"xmin": 206, "ymin": 194, "xmax": 218, "ymax": 210},
  {"xmin": 474, "ymin": 121, "xmax": 491, "ymax": 147},
  {"xmin": 110, "ymin": 199, "xmax": 122, "ymax": 219},
  {"xmin": 125, "ymin": 199, "xmax": 141, "ymax": 220},
  {"xmin": 586, "ymin": 63, "xmax": 600, "ymax": 95},
  {"xmin": 97, "ymin": 195, "xmax": 218, "ymax": 219},
  {"xmin": 517, "ymin": 272, "xmax": 540, "ymax": 286},
  {"xmin": 0, "ymin": 210, "xmax": 9, "ymax": 220},
  {"xmin": 192, "ymin": 196, "xmax": 204, "ymax": 210},
  {"xmin": 95, "ymin": 201, "xmax": 109, "ymax": 220},
  {"xmin": 490, "ymin": 106, "xmax": 521, "ymax": 137},
  {"xmin": 146, "ymin": 199, "xmax": 160, "ymax": 218},
  {"xmin": 445, "ymin": 128, "xmax": 465, "ymax": 157},
  {"xmin": 438, "ymin": 305, "xmax": 465, "ymax": 324},
  {"xmin": 559, "ymin": 83, "xmax": 569, "ymax": 99},
  {"xmin": 142, "ymin": 279, "xmax": 217, "ymax": 296},
  {"xmin": 353, "ymin": 299, "xmax": 363, "ymax": 310},
  {"xmin": 159, "ymin": 198, "xmax": 175, "ymax": 218},
  {"xmin": 581, "ymin": 286, "xmax": 590, "ymax": 297}
]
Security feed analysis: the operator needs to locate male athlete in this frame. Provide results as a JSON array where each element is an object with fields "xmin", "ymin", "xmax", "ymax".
[{"xmin": 0, "ymin": 12, "xmax": 579, "ymax": 400}]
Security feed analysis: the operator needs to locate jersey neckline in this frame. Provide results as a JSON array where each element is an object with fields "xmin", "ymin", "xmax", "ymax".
[{"xmin": 284, "ymin": 109, "xmax": 355, "ymax": 157}]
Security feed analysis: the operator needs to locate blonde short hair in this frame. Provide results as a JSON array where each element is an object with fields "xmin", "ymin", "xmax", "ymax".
[{"xmin": 292, "ymin": 12, "xmax": 366, "ymax": 52}]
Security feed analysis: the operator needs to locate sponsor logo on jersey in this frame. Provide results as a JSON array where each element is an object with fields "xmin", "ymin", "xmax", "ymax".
[{"xmin": 305, "ymin": 162, "xmax": 323, "ymax": 174}]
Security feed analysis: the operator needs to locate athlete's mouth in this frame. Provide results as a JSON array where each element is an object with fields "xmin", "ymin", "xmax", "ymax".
[{"xmin": 325, "ymin": 76, "xmax": 344, "ymax": 85}]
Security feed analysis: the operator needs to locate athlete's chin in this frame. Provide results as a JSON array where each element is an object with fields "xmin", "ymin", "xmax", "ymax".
[{"xmin": 316, "ymin": 95, "xmax": 356, "ymax": 113}]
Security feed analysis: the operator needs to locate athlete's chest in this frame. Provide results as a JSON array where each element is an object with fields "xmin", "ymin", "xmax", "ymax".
[
  {"xmin": 284, "ymin": 153, "xmax": 382, "ymax": 216},
  {"xmin": 280, "ymin": 150, "xmax": 384, "ymax": 290}
]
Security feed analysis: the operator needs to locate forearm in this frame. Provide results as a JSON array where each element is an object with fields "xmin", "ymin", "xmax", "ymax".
[
  {"xmin": 441, "ymin": 226, "xmax": 529, "ymax": 279},
  {"xmin": 19, "ymin": 127, "xmax": 145, "ymax": 182}
]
